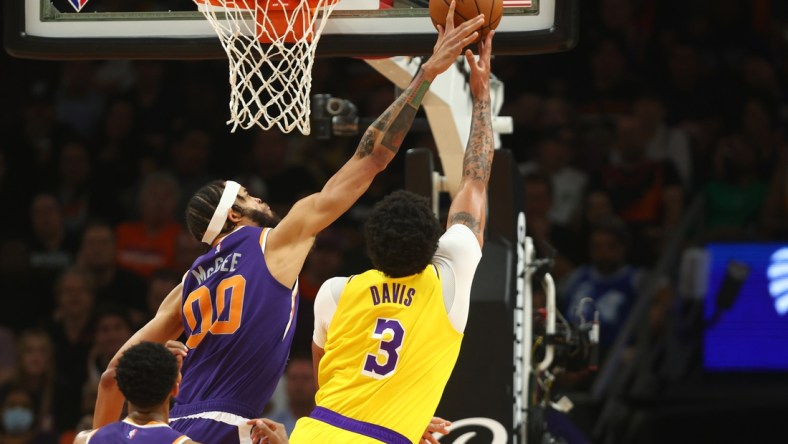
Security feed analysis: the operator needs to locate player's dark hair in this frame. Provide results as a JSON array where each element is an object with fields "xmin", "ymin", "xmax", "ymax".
[
  {"xmin": 115, "ymin": 342, "xmax": 179, "ymax": 409},
  {"xmin": 185, "ymin": 180, "xmax": 242, "ymax": 242},
  {"xmin": 363, "ymin": 190, "xmax": 442, "ymax": 278}
]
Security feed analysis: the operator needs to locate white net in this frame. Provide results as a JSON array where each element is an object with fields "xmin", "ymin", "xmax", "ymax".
[{"xmin": 195, "ymin": 0, "xmax": 340, "ymax": 134}]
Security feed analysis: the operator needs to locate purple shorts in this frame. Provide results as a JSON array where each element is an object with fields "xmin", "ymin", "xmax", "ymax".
[{"xmin": 170, "ymin": 415, "xmax": 253, "ymax": 444}]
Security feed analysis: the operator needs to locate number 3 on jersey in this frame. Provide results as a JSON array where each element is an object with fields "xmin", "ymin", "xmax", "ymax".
[
  {"xmin": 362, "ymin": 318, "xmax": 405, "ymax": 379},
  {"xmin": 183, "ymin": 275, "xmax": 246, "ymax": 348}
]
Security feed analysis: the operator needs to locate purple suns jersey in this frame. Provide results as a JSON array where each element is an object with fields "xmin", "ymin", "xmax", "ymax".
[
  {"xmin": 87, "ymin": 419, "xmax": 189, "ymax": 443},
  {"xmin": 172, "ymin": 226, "xmax": 298, "ymax": 420}
]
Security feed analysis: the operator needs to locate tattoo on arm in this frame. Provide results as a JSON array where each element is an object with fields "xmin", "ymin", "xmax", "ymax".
[
  {"xmin": 381, "ymin": 104, "xmax": 418, "ymax": 151},
  {"xmin": 355, "ymin": 130, "xmax": 376, "ymax": 158},
  {"xmin": 360, "ymin": 70, "xmax": 432, "ymax": 156},
  {"xmin": 462, "ymin": 98, "xmax": 493, "ymax": 183},
  {"xmin": 448, "ymin": 212, "xmax": 481, "ymax": 233}
]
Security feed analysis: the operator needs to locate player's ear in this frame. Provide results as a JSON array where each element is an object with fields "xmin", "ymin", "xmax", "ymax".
[
  {"xmin": 172, "ymin": 380, "xmax": 180, "ymax": 397},
  {"xmin": 227, "ymin": 205, "xmax": 244, "ymax": 223}
]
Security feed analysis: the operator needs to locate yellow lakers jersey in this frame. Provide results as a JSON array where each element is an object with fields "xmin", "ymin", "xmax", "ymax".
[{"xmin": 315, "ymin": 265, "xmax": 463, "ymax": 443}]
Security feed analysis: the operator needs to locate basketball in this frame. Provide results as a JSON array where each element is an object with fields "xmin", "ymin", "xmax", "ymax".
[{"xmin": 429, "ymin": 0, "xmax": 503, "ymax": 41}]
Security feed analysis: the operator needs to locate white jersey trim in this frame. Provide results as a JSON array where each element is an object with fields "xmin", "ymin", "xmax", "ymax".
[
  {"xmin": 121, "ymin": 418, "xmax": 170, "ymax": 428},
  {"xmin": 169, "ymin": 411, "xmax": 253, "ymax": 444}
]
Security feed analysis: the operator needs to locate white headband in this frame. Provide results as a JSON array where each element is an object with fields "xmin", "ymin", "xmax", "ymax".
[{"xmin": 201, "ymin": 180, "xmax": 242, "ymax": 245}]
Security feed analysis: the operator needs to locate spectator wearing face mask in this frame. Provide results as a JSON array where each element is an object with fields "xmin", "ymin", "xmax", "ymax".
[{"xmin": 1, "ymin": 386, "xmax": 57, "ymax": 444}]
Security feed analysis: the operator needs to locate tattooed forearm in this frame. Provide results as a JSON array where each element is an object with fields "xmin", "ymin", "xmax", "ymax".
[
  {"xmin": 448, "ymin": 211, "xmax": 481, "ymax": 233},
  {"xmin": 381, "ymin": 104, "xmax": 418, "ymax": 151},
  {"xmin": 462, "ymin": 97, "xmax": 493, "ymax": 183},
  {"xmin": 355, "ymin": 129, "xmax": 376, "ymax": 158},
  {"xmin": 360, "ymin": 69, "xmax": 432, "ymax": 156}
]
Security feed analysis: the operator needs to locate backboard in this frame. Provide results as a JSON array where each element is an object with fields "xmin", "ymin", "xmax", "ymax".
[{"xmin": 5, "ymin": 0, "xmax": 577, "ymax": 59}]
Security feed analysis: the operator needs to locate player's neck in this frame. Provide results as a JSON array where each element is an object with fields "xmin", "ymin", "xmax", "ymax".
[{"xmin": 126, "ymin": 404, "xmax": 170, "ymax": 425}]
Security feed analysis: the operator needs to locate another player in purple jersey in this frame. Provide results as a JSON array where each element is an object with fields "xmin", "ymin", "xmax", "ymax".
[
  {"xmin": 93, "ymin": 15, "xmax": 484, "ymax": 444},
  {"xmin": 75, "ymin": 341, "xmax": 196, "ymax": 444}
]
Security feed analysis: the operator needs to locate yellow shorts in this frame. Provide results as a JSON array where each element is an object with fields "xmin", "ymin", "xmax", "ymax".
[{"xmin": 289, "ymin": 417, "xmax": 386, "ymax": 444}]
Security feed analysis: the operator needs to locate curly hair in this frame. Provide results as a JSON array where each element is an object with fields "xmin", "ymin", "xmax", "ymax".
[
  {"xmin": 363, "ymin": 190, "xmax": 442, "ymax": 278},
  {"xmin": 115, "ymin": 342, "xmax": 179, "ymax": 409}
]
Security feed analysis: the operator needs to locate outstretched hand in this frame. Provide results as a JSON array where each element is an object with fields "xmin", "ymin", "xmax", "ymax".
[
  {"xmin": 420, "ymin": 416, "xmax": 452, "ymax": 444},
  {"xmin": 247, "ymin": 418, "xmax": 289, "ymax": 444},
  {"xmin": 464, "ymin": 30, "xmax": 494, "ymax": 100},
  {"xmin": 165, "ymin": 340, "xmax": 188, "ymax": 369},
  {"xmin": 423, "ymin": 1, "xmax": 485, "ymax": 79}
]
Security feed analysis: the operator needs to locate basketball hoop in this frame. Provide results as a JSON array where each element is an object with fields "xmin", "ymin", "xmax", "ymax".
[{"xmin": 195, "ymin": 0, "xmax": 340, "ymax": 134}]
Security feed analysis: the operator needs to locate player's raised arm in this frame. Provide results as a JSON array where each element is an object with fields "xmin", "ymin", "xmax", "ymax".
[
  {"xmin": 93, "ymin": 283, "xmax": 185, "ymax": 428},
  {"xmin": 445, "ymin": 31, "xmax": 495, "ymax": 248},
  {"xmin": 265, "ymin": 3, "xmax": 485, "ymax": 286}
]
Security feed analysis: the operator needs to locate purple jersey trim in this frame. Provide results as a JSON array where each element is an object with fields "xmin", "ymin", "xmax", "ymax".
[{"xmin": 310, "ymin": 407, "xmax": 409, "ymax": 444}]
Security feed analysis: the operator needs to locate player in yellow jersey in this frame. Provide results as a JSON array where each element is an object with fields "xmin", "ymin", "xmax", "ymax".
[{"xmin": 289, "ymin": 28, "xmax": 496, "ymax": 444}]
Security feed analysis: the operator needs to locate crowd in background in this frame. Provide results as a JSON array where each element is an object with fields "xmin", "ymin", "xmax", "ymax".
[{"xmin": 1, "ymin": 0, "xmax": 788, "ymax": 442}]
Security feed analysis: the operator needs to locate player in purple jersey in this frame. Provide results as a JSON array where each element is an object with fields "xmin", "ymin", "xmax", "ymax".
[
  {"xmin": 75, "ymin": 341, "xmax": 196, "ymax": 444},
  {"xmin": 93, "ymin": 14, "xmax": 485, "ymax": 444},
  {"xmin": 79, "ymin": 341, "xmax": 288, "ymax": 444}
]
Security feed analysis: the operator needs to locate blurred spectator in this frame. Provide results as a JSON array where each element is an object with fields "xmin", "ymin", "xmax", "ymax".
[
  {"xmin": 522, "ymin": 172, "xmax": 581, "ymax": 282},
  {"xmin": 520, "ymin": 134, "xmax": 588, "ymax": 227},
  {"xmin": 562, "ymin": 219, "xmax": 673, "ymax": 365},
  {"xmin": 0, "ymin": 331, "xmax": 55, "ymax": 434},
  {"xmin": 28, "ymin": 194, "xmax": 78, "ymax": 308},
  {"xmin": 77, "ymin": 221, "xmax": 147, "ymax": 314},
  {"xmin": 575, "ymin": 190, "xmax": 617, "ymax": 265},
  {"xmin": 268, "ymin": 352, "xmax": 315, "ymax": 435},
  {"xmin": 55, "ymin": 380, "xmax": 97, "ymax": 444},
  {"xmin": 173, "ymin": 230, "xmax": 206, "ymax": 274},
  {"xmin": 0, "ymin": 150, "xmax": 30, "ymax": 234},
  {"xmin": 701, "ymin": 133, "xmax": 770, "ymax": 240},
  {"xmin": 54, "ymin": 62, "xmax": 105, "ymax": 140},
  {"xmin": 93, "ymin": 98, "xmax": 145, "ymax": 221},
  {"xmin": 738, "ymin": 96, "xmax": 780, "ymax": 176},
  {"xmin": 14, "ymin": 81, "xmax": 67, "ymax": 192},
  {"xmin": 294, "ymin": 231, "xmax": 344, "ymax": 353},
  {"xmin": 0, "ymin": 386, "xmax": 57, "ymax": 444},
  {"xmin": 596, "ymin": 115, "xmax": 684, "ymax": 265},
  {"xmin": 248, "ymin": 129, "xmax": 319, "ymax": 216},
  {"xmin": 115, "ymin": 172, "xmax": 183, "ymax": 279},
  {"xmin": 631, "ymin": 92, "xmax": 693, "ymax": 189},
  {"xmin": 0, "ymin": 329, "xmax": 14, "ymax": 385},
  {"xmin": 659, "ymin": 41, "xmax": 717, "ymax": 126},
  {"xmin": 46, "ymin": 268, "xmax": 95, "ymax": 432},
  {"xmin": 574, "ymin": 36, "xmax": 638, "ymax": 118},
  {"xmin": 0, "ymin": 239, "xmax": 41, "ymax": 332},
  {"xmin": 54, "ymin": 141, "xmax": 92, "ymax": 234},
  {"xmin": 169, "ymin": 126, "xmax": 214, "ymax": 213},
  {"xmin": 123, "ymin": 61, "xmax": 179, "ymax": 154},
  {"xmin": 762, "ymin": 141, "xmax": 788, "ymax": 239},
  {"xmin": 144, "ymin": 270, "xmax": 182, "ymax": 325},
  {"xmin": 86, "ymin": 306, "xmax": 133, "ymax": 386}
]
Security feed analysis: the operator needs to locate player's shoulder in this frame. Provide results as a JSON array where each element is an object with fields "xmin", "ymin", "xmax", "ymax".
[{"xmin": 435, "ymin": 224, "xmax": 482, "ymax": 261}]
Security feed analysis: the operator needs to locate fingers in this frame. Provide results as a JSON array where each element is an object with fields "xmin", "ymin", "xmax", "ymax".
[
  {"xmin": 427, "ymin": 417, "xmax": 452, "ymax": 435},
  {"xmin": 464, "ymin": 48, "xmax": 477, "ymax": 70},
  {"xmin": 166, "ymin": 340, "xmax": 188, "ymax": 356},
  {"xmin": 445, "ymin": 0, "xmax": 456, "ymax": 31},
  {"xmin": 452, "ymin": 14, "xmax": 484, "ymax": 36},
  {"xmin": 165, "ymin": 340, "xmax": 188, "ymax": 367},
  {"xmin": 421, "ymin": 435, "xmax": 441, "ymax": 444},
  {"xmin": 458, "ymin": 31, "xmax": 481, "ymax": 50},
  {"xmin": 482, "ymin": 30, "xmax": 495, "ymax": 60}
]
